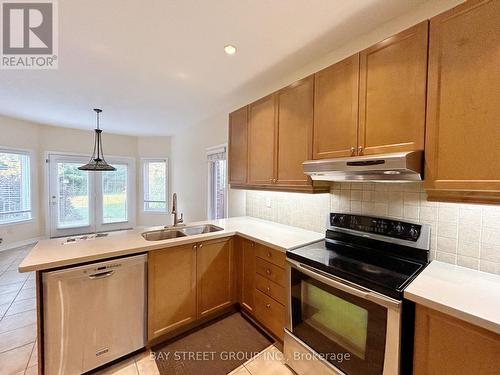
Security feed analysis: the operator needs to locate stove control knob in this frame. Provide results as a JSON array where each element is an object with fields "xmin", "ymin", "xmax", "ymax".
[
  {"xmin": 394, "ymin": 223, "xmax": 403, "ymax": 233},
  {"xmin": 409, "ymin": 226, "xmax": 419, "ymax": 239}
]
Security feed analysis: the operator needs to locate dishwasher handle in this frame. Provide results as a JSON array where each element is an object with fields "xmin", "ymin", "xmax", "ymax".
[{"xmin": 88, "ymin": 270, "xmax": 115, "ymax": 279}]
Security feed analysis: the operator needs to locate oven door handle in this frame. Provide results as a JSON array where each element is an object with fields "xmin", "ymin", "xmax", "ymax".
[{"xmin": 288, "ymin": 259, "xmax": 401, "ymax": 310}]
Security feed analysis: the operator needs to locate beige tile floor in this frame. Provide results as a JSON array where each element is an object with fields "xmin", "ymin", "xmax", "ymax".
[{"xmin": 0, "ymin": 245, "xmax": 294, "ymax": 375}]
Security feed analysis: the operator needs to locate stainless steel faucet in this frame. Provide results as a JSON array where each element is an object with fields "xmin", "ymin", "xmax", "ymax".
[{"xmin": 171, "ymin": 193, "xmax": 184, "ymax": 226}]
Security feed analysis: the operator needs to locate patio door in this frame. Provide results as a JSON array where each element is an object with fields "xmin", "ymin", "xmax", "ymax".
[{"xmin": 48, "ymin": 154, "xmax": 135, "ymax": 238}]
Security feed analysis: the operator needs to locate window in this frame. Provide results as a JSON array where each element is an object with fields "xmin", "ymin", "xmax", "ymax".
[
  {"xmin": 0, "ymin": 150, "xmax": 32, "ymax": 224},
  {"xmin": 102, "ymin": 164, "xmax": 128, "ymax": 223},
  {"xmin": 207, "ymin": 146, "xmax": 227, "ymax": 220},
  {"xmin": 143, "ymin": 159, "xmax": 168, "ymax": 212}
]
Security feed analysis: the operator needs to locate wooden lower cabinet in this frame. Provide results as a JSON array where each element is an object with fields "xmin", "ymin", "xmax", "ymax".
[
  {"xmin": 196, "ymin": 238, "xmax": 234, "ymax": 317},
  {"xmin": 413, "ymin": 304, "xmax": 500, "ymax": 375},
  {"xmin": 238, "ymin": 238, "xmax": 255, "ymax": 313},
  {"xmin": 254, "ymin": 289, "xmax": 286, "ymax": 340},
  {"xmin": 148, "ymin": 244, "xmax": 197, "ymax": 341}
]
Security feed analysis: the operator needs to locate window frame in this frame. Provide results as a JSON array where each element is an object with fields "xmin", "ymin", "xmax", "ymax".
[
  {"xmin": 206, "ymin": 145, "xmax": 228, "ymax": 220},
  {"xmin": 142, "ymin": 158, "xmax": 169, "ymax": 214},
  {"xmin": 0, "ymin": 147, "xmax": 33, "ymax": 226}
]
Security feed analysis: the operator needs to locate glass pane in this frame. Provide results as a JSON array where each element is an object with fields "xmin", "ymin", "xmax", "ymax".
[
  {"xmin": 0, "ymin": 152, "xmax": 31, "ymax": 224},
  {"xmin": 209, "ymin": 159, "xmax": 226, "ymax": 219},
  {"xmin": 302, "ymin": 281, "xmax": 368, "ymax": 358},
  {"xmin": 57, "ymin": 162, "xmax": 89, "ymax": 228},
  {"xmin": 103, "ymin": 164, "xmax": 128, "ymax": 223},
  {"xmin": 144, "ymin": 161, "xmax": 166, "ymax": 211}
]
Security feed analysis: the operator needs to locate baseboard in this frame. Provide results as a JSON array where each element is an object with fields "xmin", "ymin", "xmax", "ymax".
[{"xmin": 0, "ymin": 237, "xmax": 44, "ymax": 252}]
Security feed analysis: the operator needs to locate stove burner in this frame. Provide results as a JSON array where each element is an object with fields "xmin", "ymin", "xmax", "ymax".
[{"xmin": 360, "ymin": 264, "xmax": 383, "ymax": 275}]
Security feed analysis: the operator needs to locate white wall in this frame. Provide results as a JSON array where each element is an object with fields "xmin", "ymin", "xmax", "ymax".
[
  {"xmin": 0, "ymin": 115, "xmax": 171, "ymax": 250},
  {"xmin": 170, "ymin": 0, "xmax": 463, "ymax": 223}
]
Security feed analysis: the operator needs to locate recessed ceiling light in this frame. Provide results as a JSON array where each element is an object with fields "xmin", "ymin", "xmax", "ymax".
[{"xmin": 224, "ymin": 45, "xmax": 237, "ymax": 55}]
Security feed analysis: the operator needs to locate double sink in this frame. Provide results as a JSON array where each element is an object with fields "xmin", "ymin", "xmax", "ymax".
[{"xmin": 141, "ymin": 224, "xmax": 223, "ymax": 241}]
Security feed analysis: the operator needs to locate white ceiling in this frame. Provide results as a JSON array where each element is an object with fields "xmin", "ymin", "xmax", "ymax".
[{"xmin": 0, "ymin": 0, "xmax": 428, "ymax": 136}]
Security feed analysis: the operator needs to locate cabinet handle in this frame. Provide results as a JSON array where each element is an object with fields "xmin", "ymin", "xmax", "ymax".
[
  {"xmin": 193, "ymin": 245, "xmax": 197, "ymax": 250},
  {"xmin": 199, "ymin": 243, "xmax": 203, "ymax": 248},
  {"xmin": 251, "ymin": 242, "xmax": 254, "ymax": 247},
  {"xmin": 266, "ymin": 286, "xmax": 271, "ymax": 292},
  {"xmin": 358, "ymin": 146, "xmax": 363, "ymax": 155},
  {"xmin": 350, "ymin": 147, "xmax": 355, "ymax": 156},
  {"xmin": 266, "ymin": 269, "xmax": 271, "ymax": 275},
  {"xmin": 267, "ymin": 251, "xmax": 272, "ymax": 258},
  {"xmin": 266, "ymin": 303, "xmax": 271, "ymax": 309}
]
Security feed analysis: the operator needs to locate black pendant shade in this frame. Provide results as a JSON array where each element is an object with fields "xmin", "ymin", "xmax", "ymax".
[{"xmin": 79, "ymin": 109, "xmax": 116, "ymax": 171}]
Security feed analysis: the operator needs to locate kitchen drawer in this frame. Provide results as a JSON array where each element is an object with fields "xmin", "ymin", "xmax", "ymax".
[
  {"xmin": 255, "ymin": 257, "xmax": 286, "ymax": 287},
  {"xmin": 255, "ymin": 243, "xmax": 286, "ymax": 268},
  {"xmin": 255, "ymin": 273, "xmax": 285, "ymax": 305},
  {"xmin": 254, "ymin": 288, "xmax": 285, "ymax": 340}
]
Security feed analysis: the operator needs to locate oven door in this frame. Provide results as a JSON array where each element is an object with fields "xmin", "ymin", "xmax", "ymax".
[{"xmin": 286, "ymin": 259, "xmax": 402, "ymax": 375}]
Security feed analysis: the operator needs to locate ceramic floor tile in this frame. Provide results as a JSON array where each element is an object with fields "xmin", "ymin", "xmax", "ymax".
[
  {"xmin": 14, "ymin": 288, "xmax": 35, "ymax": 302},
  {"xmin": 0, "ymin": 323, "xmax": 37, "ymax": 353},
  {"xmin": 95, "ymin": 359, "xmax": 139, "ymax": 375},
  {"xmin": 244, "ymin": 346, "xmax": 293, "ymax": 375},
  {"xmin": 135, "ymin": 351, "xmax": 159, "ymax": 375},
  {"xmin": 27, "ymin": 342, "xmax": 37, "ymax": 368},
  {"xmin": 0, "ymin": 273, "xmax": 28, "ymax": 286},
  {"xmin": 0, "ymin": 283, "xmax": 23, "ymax": 296},
  {"xmin": 0, "ymin": 309, "xmax": 37, "ymax": 333},
  {"xmin": 21, "ymin": 280, "xmax": 36, "ymax": 290},
  {"xmin": 0, "ymin": 291, "xmax": 18, "ymax": 306},
  {"xmin": 0, "ymin": 342, "xmax": 34, "ymax": 374},
  {"xmin": 0, "ymin": 303, "xmax": 10, "ymax": 317},
  {"xmin": 5, "ymin": 298, "xmax": 36, "ymax": 316},
  {"xmin": 229, "ymin": 365, "xmax": 252, "ymax": 375}
]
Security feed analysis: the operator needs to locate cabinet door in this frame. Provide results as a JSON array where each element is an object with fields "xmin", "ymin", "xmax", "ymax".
[
  {"xmin": 275, "ymin": 76, "xmax": 314, "ymax": 186},
  {"xmin": 424, "ymin": 0, "xmax": 500, "ymax": 203},
  {"xmin": 359, "ymin": 21, "xmax": 428, "ymax": 155},
  {"xmin": 313, "ymin": 54, "xmax": 359, "ymax": 159},
  {"xmin": 197, "ymin": 238, "xmax": 234, "ymax": 317},
  {"xmin": 148, "ymin": 244, "xmax": 197, "ymax": 341},
  {"xmin": 240, "ymin": 238, "xmax": 255, "ymax": 312},
  {"xmin": 228, "ymin": 106, "xmax": 248, "ymax": 185},
  {"xmin": 413, "ymin": 305, "xmax": 500, "ymax": 375},
  {"xmin": 248, "ymin": 95, "xmax": 277, "ymax": 185}
]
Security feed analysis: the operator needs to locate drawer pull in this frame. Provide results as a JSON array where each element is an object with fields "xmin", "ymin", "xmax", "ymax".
[
  {"xmin": 266, "ymin": 287, "xmax": 271, "ymax": 292},
  {"xmin": 266, "ymin": 269, "xmax": 271, "ymax": 275},
  {"xmin": 266, "ymin": 303, "xmax": 271, "ymax": 309},
  {"xmin": 267, "ymin": 251, "xmax": 272, "ymax": 258}
]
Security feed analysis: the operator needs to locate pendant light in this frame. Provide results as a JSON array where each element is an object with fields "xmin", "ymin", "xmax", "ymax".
[{"xmin": 78, "ymin": 108, "xmax": 116, "ymax": 171}]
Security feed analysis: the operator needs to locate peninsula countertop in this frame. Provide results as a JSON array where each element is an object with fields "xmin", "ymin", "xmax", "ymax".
[
  {"xmin": 19, "ymin": 216, "xmax": 324, "ymax": 272},
  {"xmin": 404, "ymin": 261, "xmax": 500, "ymax": 335}
]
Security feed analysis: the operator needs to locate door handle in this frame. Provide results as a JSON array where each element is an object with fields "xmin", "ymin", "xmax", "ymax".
[{"xmin": 88, "ymin": 270, "xmax": 115, "ymax": 279}]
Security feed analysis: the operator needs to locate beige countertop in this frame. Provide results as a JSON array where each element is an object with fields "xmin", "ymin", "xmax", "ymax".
[
  {"xmin": 19, "ymin": 216, "xmax": 324, "ymax": 273},
  {"xmin": 405, "ymin": 261, "xmax": 500, "ymax": 335}
]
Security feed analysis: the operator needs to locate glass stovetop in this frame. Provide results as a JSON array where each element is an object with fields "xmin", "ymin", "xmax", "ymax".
[{"xmin": 287, "ymin": 240, "xmax": 424, "ymax": 299}]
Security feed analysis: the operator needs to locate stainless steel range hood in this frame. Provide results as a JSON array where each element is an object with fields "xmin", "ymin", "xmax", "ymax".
[{"xmin": 303, "ymin": 151, "xmax": 423, "ymax": 182}]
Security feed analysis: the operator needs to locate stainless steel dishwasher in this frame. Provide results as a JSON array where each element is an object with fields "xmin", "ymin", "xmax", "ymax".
[{"xmin": 43, "ymin": 254, "xmax": 147, "ymax": 375}]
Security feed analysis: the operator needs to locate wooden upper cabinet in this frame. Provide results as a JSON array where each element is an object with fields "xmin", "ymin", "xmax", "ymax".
[
  {"xmin": 359, "ymin": 21, "xmax": 428, "ymax": 156},
  {"xmin": 313, "ymin": 54, "xmax": 359, "ymax": 159},
  {"xmin": 424, "ymin": 0, "xmax": 500, "ymax": 203},
  {"xmin": 148, "ymin": 244, "xmax": 197, "ymax": 341},
  {"xmin": 228, "ymin": 106, "xmax": 248, "ymax": 185},
  {"xmin": 196, "ymin": 238, "xmax": 234, "ymax": 317},
  {"xmin": 276, "ymin": 76, "xmax": 314, "ymax": 186},
  {"xmin": 248, "ymin": 95, "xmax": 277, "ymax": 185}
]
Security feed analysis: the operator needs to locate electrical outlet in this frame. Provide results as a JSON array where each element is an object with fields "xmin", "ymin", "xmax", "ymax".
[{"xmin": 266, "ymin": 197, "xmax": 272, "ymax": 208}]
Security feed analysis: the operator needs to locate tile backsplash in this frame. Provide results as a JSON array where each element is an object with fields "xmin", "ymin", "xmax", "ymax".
[{"xmin": 244, "ymin": 182, "xmax": 500, "ymax": 276}]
